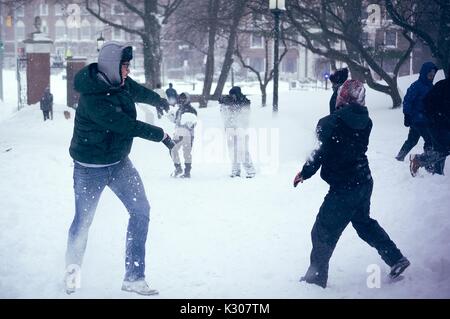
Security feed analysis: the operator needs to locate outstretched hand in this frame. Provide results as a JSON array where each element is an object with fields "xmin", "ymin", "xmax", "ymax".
[
  {"xmin": 293, "ymin": 172, "xmax": 304, "ymax": 187},
  {"xmin": 162, "ymin": 133, "xmax": 176, "ymax": 151}
]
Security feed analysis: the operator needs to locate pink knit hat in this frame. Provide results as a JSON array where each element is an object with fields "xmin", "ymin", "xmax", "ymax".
[{"xmin": 336, "ymin": 80, "xmax": 366, "ymax": 108}]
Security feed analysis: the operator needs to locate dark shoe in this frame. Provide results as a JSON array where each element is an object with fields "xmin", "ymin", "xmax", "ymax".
[
  {"xmin": 395, "ymin": 155, "xmax": 405, "ymax": 162},
  {"xmin": 171, "ymin": 164, "xmax": 183, "ymax": 177},
  {"xmin": 409, "ymin": 154, "xmax": 420, "ymax": 177},
  {"xmin": 389, "ymin": 257, "xmax": 410, "ymax": 279},
  {"xmin": 180, "ymin": 164, "xmax": 191, "ymax": 178},
  {"xmin": 299, "ymin": 266, "xmax": 327, "ymax": 288}
]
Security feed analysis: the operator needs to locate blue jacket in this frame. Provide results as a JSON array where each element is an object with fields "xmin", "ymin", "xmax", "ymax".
[{"xmin": 403, "ymin": 62, "xmax": 437, "ymax": 125}]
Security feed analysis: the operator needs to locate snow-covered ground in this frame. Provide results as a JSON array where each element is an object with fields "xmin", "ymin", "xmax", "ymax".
[{"xmin": 0, "ymin": 69, "xmax": 449, "ymax": 298}]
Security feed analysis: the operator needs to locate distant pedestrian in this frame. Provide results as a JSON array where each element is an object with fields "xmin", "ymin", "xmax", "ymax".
[
  {"xmin": 166, "ymin": 83, "xmax": 178, "ymax": 106},
  {"xmin": 40, "ymin": 87, "xmax": 53, "ymax": 121}
]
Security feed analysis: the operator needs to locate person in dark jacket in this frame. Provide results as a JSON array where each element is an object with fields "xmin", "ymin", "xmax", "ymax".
[
  {"xmin": 165, "ymin": 83, "xmax": 178, "ymax": 106},
  {"xmin": 395, "ymin": 62, "xmax": 437, "ymax": 161},
  {"xmin": 410, "ymin": 71, "xmax": 450, "ymax": 176},
  {"xmin": 65, "ymin": 41, "xmax": 175, "ymax": 296},
  {"xmin": 328, "ymin": 68, "xmax": 348, "ymax": 114},
  {"xmin": 219, "ymin": 86, "xmax": 256, "ymax": 178},
  {"xmin": 169, "ymin": 92, "xmax": 198, "ymax": 178},
  {"xmin": 40, "ymin": 87, "xmax": 53, "ymax": 121},
  {"xmin": 293, "ymin": 80, "xmax": 410, "ymax": 288}
]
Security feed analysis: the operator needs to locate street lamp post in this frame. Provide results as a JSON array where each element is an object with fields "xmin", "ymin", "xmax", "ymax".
[
  {"xmin": 96, "ymin": 32, "xmax": 105, "ymax": 52},
  {"xmin": 270, "ymin": 0, "xmax": 285, "ymax": 113}
]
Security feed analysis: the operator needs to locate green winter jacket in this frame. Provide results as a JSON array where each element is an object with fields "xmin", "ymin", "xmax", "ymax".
[{"xmin": 69, "ymin": 63, "xmax": 165, "ymax": 164}]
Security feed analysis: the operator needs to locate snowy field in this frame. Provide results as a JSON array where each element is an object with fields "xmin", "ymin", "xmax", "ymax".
[{"xmin": 0, "ymin": 69, "xmax": 449, "ymax": 299}]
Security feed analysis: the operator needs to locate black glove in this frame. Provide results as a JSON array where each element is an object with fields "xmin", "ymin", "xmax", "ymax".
[
  {"xmin": 162, "ymin": 134, "xmax": 176, "ymax": 150},
  {"xmin": 156, "ymin": 99, "xmax": 170, "ymax": 118},
  {"xmin": 404, "ymin": 114, "xmax": 411, "ymax": 127}
]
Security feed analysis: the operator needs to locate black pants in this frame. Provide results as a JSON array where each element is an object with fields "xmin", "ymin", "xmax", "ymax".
[
  {"xmin": 307, "ymin": 180, "xmax": 403, "ymax": 286},
  {"xmin": 397, "ymin": 125, "xmax": 432, "ymax": 159},
  {"xmin": 417, "ymin": 127, "xmax": 450, "ymax": 175},
  {"xmin": 43, "ymin": 111, "xmax": 50, "ymax": 121}
]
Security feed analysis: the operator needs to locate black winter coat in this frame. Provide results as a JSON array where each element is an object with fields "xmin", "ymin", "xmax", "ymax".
[
  {"xmin": 69, "ymin": 63, "xmax": 165, "ymax": 164},
  {"xmin": 301, "ymin": 103, "xmax": 373, "ymax": 187},
  {"xmin": 424, "ymin": 78, "xmax": 450, "ymax": 130}
]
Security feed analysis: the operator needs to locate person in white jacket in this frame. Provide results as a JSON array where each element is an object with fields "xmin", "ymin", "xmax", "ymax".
[{"xmin": 168, "ymin": 92, "xmax": 198, "ymax": 178}]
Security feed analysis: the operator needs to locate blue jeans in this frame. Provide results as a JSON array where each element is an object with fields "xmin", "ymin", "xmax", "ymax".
[{"xmin": 66, "ymin": 157, "xmax": 150, "ymax": 281}]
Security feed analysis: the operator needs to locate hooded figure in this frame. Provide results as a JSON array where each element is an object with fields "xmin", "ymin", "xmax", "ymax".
[
  {"xmin": 293, "ymin": 79, "xmax": 409, "ymax": 288},
  {"xmin": 66, "ymin": 41, "xmax": 174, "ymax": 296},
  {"xmin": 329, "ymin": 68, "xmax": 349, "ymax": 114},
  {"xmin": 97, "ymin": 42, "xmax": 133, "ymax": 87},
  {"xmin": 395, "ymin": 61, "xmax": 437, "ymax": 162},
  {"xmin": 218, "ymin": 86, "xmax": 256, "ymax": 178}
]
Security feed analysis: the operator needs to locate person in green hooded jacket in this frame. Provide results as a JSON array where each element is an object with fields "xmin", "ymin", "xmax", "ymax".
[{"xmin": 65, "ymin": 41, "xmax": 175, "ymax": 296}]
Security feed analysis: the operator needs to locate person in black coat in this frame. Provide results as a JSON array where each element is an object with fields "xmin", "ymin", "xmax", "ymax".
[
  {"xmin": 410, "ymin": 71, "xmax": 450, "ymax": 176},
  {"xmin": 40, "ymin": 87, "xmax": 53, "ymax": 121},
  {"xmin": 293, "ymin": 80, "xmax": 410, "ymax": 288},
  {"xmin": 328, "ymin": 68, "xmax": 348, "ymax": 114},
  {"xmin": 165, "ymin": 83, "xmax": 178, "ymax": 106},
  {"xmin": 65, "ymin": 41, "xmax": 175, "ymax": 296}
]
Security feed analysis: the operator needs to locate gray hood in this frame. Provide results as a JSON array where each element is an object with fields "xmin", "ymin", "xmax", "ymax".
[{"xmin": 97, "ymin": 41, "xmax": 132, "ymax": 87}]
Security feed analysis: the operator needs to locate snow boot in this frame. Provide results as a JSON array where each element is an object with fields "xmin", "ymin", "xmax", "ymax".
[
  {"xmin": 409, "ymin": 154, "xmax": 420, "ymax": 177},
  {"xmin": 64, "ymin": 265, "xmax": 81, "ymax": 295},
  {"xmin": 171, "ymin": 164, "xmax": 183, "ymax": 177},
  {"xmin": 389, "ymin": 257, "xmax": 410, "ymax": 279},
  {"xmin": 180, "ymin": 163, "xmax": 191, "ymax": 178},
  {"xmin": 299, "ymin": 266, "xmax": 327, "ymax": 288},
  {"xmin": 121, "ymin": 279, "xmax": 159, "ymax": 296}
]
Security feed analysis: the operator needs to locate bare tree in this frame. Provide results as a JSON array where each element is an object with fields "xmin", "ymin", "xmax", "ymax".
[
  {"xmin": 83, "ymin": 0, "xmax": 183, "ymax": 88},
  {"xmin": 211, "ymin": 0, "xmax": 249, "ymax": 99},
  {"xmin": 284, "ymin": 0, "xmax": 415, "ymax": 108},
  {"xmin": 384, "ymin": 0, "xmax": 450, "ymax": 78},
  {"xmin": 235, "ymin": 34, "xmax": 288, "ymax": 107}
]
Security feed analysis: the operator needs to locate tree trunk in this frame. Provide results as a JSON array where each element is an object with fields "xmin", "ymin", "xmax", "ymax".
[
  {"xmin": 212, "ymin": 0, "xmax": 247, "ymax": 99},
  {"xmin": 261, "ymin": 84, "xmax": 267, "ymax": 107},
  {"xmin": 342, "ymin": 0, "xmax": 366, "ymax": 82},
  {"xmin": 142, "ymin": 1, "xmax": 162, "ymax": 88},
  {"xmin": 202, "ymin": 0, "xmax": 220, "ymax": 102},
  {"xmin": 438, "ymin": 1, "xmax": 450, "ymax": 78}
]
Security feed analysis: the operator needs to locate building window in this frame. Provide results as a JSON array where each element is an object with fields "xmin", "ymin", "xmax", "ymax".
[
  {"xmin": 113, "ymin": 20, "xmax": 124, "ymax": 40},
  {"xmin": 16, "ymin": 5, "xmax": 25, "ymax": 17},
  {"xmin": 251, "ymin": 34, "xmax": 263, "ymax": 48},
  {"xmin": 68, "ymin": 25, "xmax": 78, "ymax": 41},
  {"xmin": 249, "ymin": 57, "xmax": 264, "ymax": 73},
  {"xmin": 112, "ymin": 4, "xmax": 125, "ymax": 15},
  {"xmin": 55, "ymin": 3, "xmax": 64, "ymax": 16},
  {"xmin": 81, "ymin": 20, "xmax": 91, "ymax": 40},
  {"xmin": 41, "ymin": 19, "xmax": 48, "ymax": 34},
  {"xmin": 385, "ymin": 30, "xmax": 397, "ymax": 47},
  {"xmin": 132, "ymin": 20, "xmax": 144, "ymax": 41},
  {"xmin": 282, "ymin": 57, "xmax": 297, "ymax": 73},
  {"xmin": 55, "ymin": 20, "xmax": 66, "ymax": 40},
  {"xmin": 40, "ymin": 3, "xmax": 49, "ymax": 16},
  {"xmin": 15, "ymin": 20, "xmax": 26, "ymax": 40}
]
